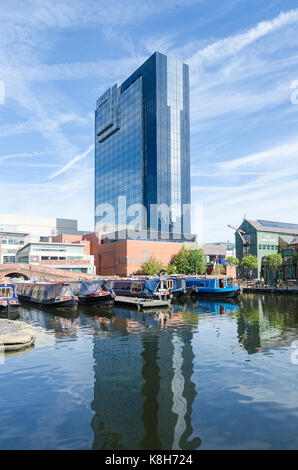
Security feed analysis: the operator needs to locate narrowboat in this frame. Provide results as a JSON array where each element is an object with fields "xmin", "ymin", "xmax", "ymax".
[
  {"xmin": 75, "ymin": 280, "xmax": 115, "ymax": 306},
  {"xmin": 162, "ymin": 277, "xmax": 187, "ymax": 298},
  {"xmin": 0, "ymin": 283, "xmax": 21, "ymax": 312},
  {"xmin": 16, "ymin": 282, "xmax": 77, "ymax": 310},
  {"xmin": 185, "ymin": 277, "xmax": 240, "ymax": 298},
  {"xmin": 110, "ymin": 278, "xmax": 170, "ymax": 300}
]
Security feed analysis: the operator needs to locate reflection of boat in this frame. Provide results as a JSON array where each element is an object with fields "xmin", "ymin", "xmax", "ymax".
[
  {"xmin": 79, "ymin": 303, "xmax": 115, "ymax": 317},
  {"xmin": 110, "ymin": 278, "xmax": 170, "ymax": 299},
  {"xmin": 73, "ymin": 280, "xmax": 115, "ymax": 307},
  {"xmin": 173, "ymin": 298, "xmax": 240, "ymax": 316},
  {"xmin": 185, "ymin": 277, "xmax": 240, "ymax": 298},
  {"xmin": 0, "ymin": 283, "xmax": 21, "ymax": 312},
  {"xmin": 15, "ymin": 282, "xmax": 77, "ymax": 310}
]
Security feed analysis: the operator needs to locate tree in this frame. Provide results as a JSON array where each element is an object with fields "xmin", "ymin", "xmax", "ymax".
[
  {"xmin": 292, "ymin": 253, "xmax": 298, "ymax": 267},
  {"xmin": 226, "ymin": 256, "xmax": 239, "ymax": 266},
  {"xmin": 140, "ymin": 256, "xmax": 164, "ymax": 275},
  {"xmin": 241, "ymin": 255, "xmax": 258, "ymax": 279},
  {"xmin": 171, "ymin": 246, "xmax": 189, "ymax": 273},
  {"xmin": 169, "ymin": 246, "xmax": 206, "ymax": 274},
  {"xmin": 166, "ymin": 263, "xmax": 177, "ymax": 275},
  {"xmin": 213, "ymin": 264, "xmax": 225, "ymax": 275},
  {"xmin": 266, "ymin": 253, "xmax": 283, "ymax": 280}
]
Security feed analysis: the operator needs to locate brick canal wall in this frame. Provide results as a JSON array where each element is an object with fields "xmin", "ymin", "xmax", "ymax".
[{"xmin": 0, "ymin": 263, "xmax": 92, "ymax": 281}]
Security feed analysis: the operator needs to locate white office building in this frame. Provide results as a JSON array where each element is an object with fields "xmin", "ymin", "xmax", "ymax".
[
  {"xmin": 0, "ymin": 213, "xmax": 90, "ymax": 264},
  {"xmin": 16, "ymin": 242, "xmax": 95, "ymax": 275}
]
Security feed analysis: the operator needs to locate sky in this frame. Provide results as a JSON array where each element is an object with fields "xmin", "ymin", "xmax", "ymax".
[{"xmin": 0, "ymin": 0, "xmax": 298, "ymax": 242}]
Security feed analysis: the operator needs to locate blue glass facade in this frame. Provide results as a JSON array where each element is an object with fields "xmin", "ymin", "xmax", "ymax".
[{"xmin": 95, "ymin": 52, "xmax": 191, "ymax": 237}]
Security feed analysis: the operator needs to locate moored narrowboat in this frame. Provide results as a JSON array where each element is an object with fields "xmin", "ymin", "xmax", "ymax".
[
  {"xmin": 110, "ymin": 278, "xmax": 170, "ymax": 300},
  {"xmin": 185, "ymin": 277, "xmax": 240, "ymax": 298},
  {"xmin": 75, "ymin": 280, "xmax": 115, "ymax": 306},
  {"xmin": 16, "ymin": 282, "xmax": 77, "ymax": 310},
  {"xmin": 162, "ymin": 277, "xmax": 187, "ymax": 298},
  {"xmin": 0, "ymin": 283, "xmax": 21, "ymax": 312}
]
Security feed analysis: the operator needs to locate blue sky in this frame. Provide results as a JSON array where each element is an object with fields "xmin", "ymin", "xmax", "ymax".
[{"xmin": 0, "ymin": 0, "xmax": 298, "ymax": 242}]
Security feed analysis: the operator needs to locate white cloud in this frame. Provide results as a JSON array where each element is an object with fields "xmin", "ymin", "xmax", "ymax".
[
  {"xmin": 49, "ymin": 144, "xmax": 94, "ymax": 179},
  {"xmin": 188, "ymin": 9, "xmax": 298, "ymax": 70},
  {"xmin": 0, "ymin": 151, "xmax": 47, "ymax": 162},
  {"xmin": 219, "ymin": 140, "xmax": 298, "ymax": 171}
]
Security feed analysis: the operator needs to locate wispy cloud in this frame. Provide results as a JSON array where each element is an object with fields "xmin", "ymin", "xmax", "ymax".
[
  {"xmin": 0, "ymin": 151, "xmax": 47, "ymax": 162},
  {"xmin": 49, "ymin": 144, "xmax": 94, "ymax": 179},
  {"xmin": 219, "ymin": 140, "xmax": 298, "ymax": 170},
  {"xmin": 188, "ymin": 9, "xmax": 298, "ymax": 70}
]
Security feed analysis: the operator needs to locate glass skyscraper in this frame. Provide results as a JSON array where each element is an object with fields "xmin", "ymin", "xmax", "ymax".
[{"xmin": 95, "ymin": 51, "xmax": 191, "ymax": 238}]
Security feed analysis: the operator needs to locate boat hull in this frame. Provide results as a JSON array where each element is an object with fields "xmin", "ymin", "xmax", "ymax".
[
  {"xmin": 18, "ymin": 295, "xmax": 77, "ymax": 310},
  {"xmin": 189, "ymin": 287, "xmax": 240, "ymax": 298},
  {"xmin": 0, "ymin": 304, "xmax": 21, "ymax": 312},
  {"xmin": 78, "ymin": 294, "xmax": 115, "ymax": 306}
]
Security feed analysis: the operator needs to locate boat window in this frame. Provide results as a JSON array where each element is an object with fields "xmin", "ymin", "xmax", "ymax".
[
  {"xmin": 80, "ymin": 281, "xmax": 102, "ymax": 294},
  {"xmin": 37, "ymin": 286, "xmax": 46, "ymax": 300},
  {"xmin": 49, "ymin": 284, "xmax": 60, "ymax": 299},
  {"xmin": 219, "ymin": 279, "xmax": 225, "ymax": 288},
  {"xmin": 0, "ymin": 287, "xmax": 12, "ymax": 298},
  {"xmin": 131, "ymin": 282, "xmax": 143, "ymax": 292},
  {"xmin": 60, "ymin": 284, "xmax": 71, "ymax": 297},
  {"xmin": 32, "ymin": 286, "xmax": 40, "ymax": 299},
  {"xmin": 167, "ymin": 280, "xmax": 173, "ymax": 289}
]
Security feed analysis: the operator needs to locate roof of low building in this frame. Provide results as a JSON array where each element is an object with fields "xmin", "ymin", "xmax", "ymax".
[
  {"xmin": 247, "ymin": 219, "xmax": 298, "ymax": 235},
  {"xmin": 202, "ymin": 244, "xmax": 226, "ymax": 256}
]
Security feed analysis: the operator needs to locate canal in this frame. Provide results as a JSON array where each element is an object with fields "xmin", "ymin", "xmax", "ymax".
[{"xmin": 0, "ymin": 294, "xmax": 298, "ymax": 450}]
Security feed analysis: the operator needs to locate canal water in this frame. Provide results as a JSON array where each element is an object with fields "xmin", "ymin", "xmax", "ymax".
[{"xmin": 0, "ymin": 294, "xmax": 298, "ymax": 450}]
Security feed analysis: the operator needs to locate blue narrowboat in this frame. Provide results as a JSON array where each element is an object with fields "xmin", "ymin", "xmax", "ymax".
[
  {"xmin": 74, "ymin": 280, "xmax": 115, "ymax": 306},
  {"xmin": 185, "ymin": 277, "xmax": 240, "ymax": 298},
  {"xmin": 16, "ymin": 282, "xmax": 77, "ymax": 310},
  {"xmin": 0, "ymin": 283, "xmax": 21, "ymax": 312},
  {"xmin": 110, "ymin": 278, "xmax": 170, "ymax": 300},
  {"xmin": 157, "ymin": 277, "xmax": 187, "ymax": 298}
]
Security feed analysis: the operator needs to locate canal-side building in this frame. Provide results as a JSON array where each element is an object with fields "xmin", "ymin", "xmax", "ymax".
[
  {"xmin": 235, "ymin": 219, "xmax": 298, "ymax": 278},
  {"xmin": 265, "ymin": 235, "xmax": 298, "ymax": 281},
  {"xmin": 15, "ymin": 241, "xmax": 95, "ymax": 275},
  {"xmin": 207, "ymin": 241, "xmax": 236, "ymax": 258},
  {"xmin": 94, "ymin": 51, "xmax": 191, "ymax": 238},
  {"xmin": 0, "ymin": 214, "xmax": 90, "ymax": 264}
]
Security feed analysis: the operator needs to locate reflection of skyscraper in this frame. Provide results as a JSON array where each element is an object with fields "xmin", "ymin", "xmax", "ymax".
[{"xmin": 91, "ymin": 309, "xmax": 201, "ymax": 450}]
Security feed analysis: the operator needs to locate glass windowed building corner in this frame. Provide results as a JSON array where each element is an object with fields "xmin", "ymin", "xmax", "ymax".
[{"xmin": 95, "ymin": 51, "xmax": 194, "ymax": 241}]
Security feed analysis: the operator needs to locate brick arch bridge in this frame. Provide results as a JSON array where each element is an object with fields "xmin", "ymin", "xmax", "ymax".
[{"xmin": 0, "ymin": 264, "xmax": 91, "ymax": 281}]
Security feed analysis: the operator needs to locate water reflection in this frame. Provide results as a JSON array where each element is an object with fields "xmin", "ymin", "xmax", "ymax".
[
  {"xmin": 90, "ymin": 301, "xmax": 237, "ymax": 450},
  {"xmin": 237, "ymin": 294, "xmax": 298, "ymax": 354},
  {"xmin": 1, "ymin": 295, "xmax": 298, "ymax": 450}
]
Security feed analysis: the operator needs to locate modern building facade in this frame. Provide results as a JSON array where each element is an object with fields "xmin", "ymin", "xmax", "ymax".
[
  {"xmin": 0, "ymin": 213, "xmax": 90, "ymax": 264},
  {"xmin": 15, "ymin": 241, "xmax": 95, "ymax": 275},
  {"xmin": 235, "ymin": 219, "xmax": 298, "ymax": 277},
  {"xmin": 95, "ymin": 52, "xmax": 191, "ymax": 239}
]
